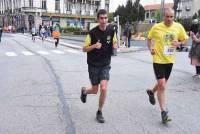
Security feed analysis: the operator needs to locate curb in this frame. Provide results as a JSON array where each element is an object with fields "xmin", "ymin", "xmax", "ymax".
[
  {"xmin": 16, "ymin": 33, "xmax": 147, "ymax": 53},
  {"xmin": 17, "ymin": 33, "xmax": 82, "ymax": 50},
  {"xmin": 60, "ymin": 36, "xmax": 84, "ymax": 42}
]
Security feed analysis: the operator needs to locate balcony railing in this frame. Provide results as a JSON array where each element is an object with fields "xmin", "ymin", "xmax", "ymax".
[{"xmin": 21, "ymin": 7, "xmax": 46, "ymax": 12}]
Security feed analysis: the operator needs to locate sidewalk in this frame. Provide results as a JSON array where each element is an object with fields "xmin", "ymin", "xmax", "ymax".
[
  {"xmin": 18, "ymin": 33, "xmax": 146, "ymax": 53},
  {"xmin": 60, "ymin": 35, "xmax": 85, "ymax": 42}
]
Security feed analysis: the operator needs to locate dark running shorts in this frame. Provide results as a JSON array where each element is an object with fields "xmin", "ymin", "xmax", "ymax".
[
  {"xmin": 153, "ymin": 63, "xmax": 173, "ymax": 80},
  {"xmin": 88, "ymin": 65, "xmax": 111, "ymax": 86}
]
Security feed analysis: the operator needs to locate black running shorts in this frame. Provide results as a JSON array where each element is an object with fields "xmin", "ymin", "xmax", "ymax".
[
  {"xmin": 153, "ymin": 63, "xmax": 173, "ymax": 80},
  {"xmin": 88, "ymin": 65, "xmax": 111, "ymax": 86}
]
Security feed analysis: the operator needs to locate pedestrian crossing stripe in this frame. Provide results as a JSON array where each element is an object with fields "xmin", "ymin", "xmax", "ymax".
[
  {"xmin": 2, "ymin": 49, "xmax": 81, "ymax": 57},
  {"xmin": 51, "ymin": 50, "xmax": 65, "ymax": 54},
  {"xmin": 37, "ymin": 51, "xmax": 50, "ymax": 55},
  {"xmin": 5, "ymin": 52, "xmax": 17, "ymax": 56},
  {"xmin": 64, "ymin": 49, "xmax": 79, "ymax": 54},
  {"xmin": 22, "ymin": 51, "xmax": 34, "ymax": 56}
]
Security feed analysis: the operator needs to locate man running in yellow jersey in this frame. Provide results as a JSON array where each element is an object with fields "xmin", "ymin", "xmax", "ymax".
[
  {"xmin": 146, "ymin": 8, "xmax": 188, "ymax": 123},
  {"xmin": 80, "ymin": 9, "xmax": 117, "ymax": 123}
]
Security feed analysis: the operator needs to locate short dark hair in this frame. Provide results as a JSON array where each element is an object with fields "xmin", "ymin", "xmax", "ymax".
[{"xmin": 97, "ymin": 9, "xmax": 107, "ymax": 18}]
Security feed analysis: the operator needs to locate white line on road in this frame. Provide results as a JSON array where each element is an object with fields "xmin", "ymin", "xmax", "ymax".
[
  {"xmin": 37, "ymin": 51, "xmax": 50, "ymax": 55},
  {"xmin": 5, "ymin": 52, "xmax": 17, "ymax": 56},
  {"xmin": 51, "ymin": 50, "xmax": 65, "ymax": 54},
  {"xmin": 64, "ymin": 49, "xmax": 80, "ymax": 54},
  {"xmin": 22, "ymin": 51, "xmax": 34, "ymax": 56}
]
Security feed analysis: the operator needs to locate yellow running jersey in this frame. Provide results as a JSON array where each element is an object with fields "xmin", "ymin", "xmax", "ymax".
[{"xmin": 148, "ymin": 22, "xmax": 189, "ymax": 64}]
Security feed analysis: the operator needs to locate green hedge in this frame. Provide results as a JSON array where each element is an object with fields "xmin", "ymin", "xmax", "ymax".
[{"xmin": 60, "ymin": 27, "xmax": 81, "ymax": 33}]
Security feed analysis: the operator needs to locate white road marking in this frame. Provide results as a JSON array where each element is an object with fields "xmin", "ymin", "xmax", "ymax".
[
  {"xmin": 64, "ymin": 49, "xmax": 80, "ymax": 54},
  {"xmin": 22, "ymin": 51, "xmax": 34, "ymax": 56},
  {"xmin": 5, "ymin": 52, "xmax": 17, "ymax": 56},
  {"xmin": 51, "ymin": 50, "xmax": 65, "ymax": 54},
  {"xmin": 37, "ymin": 51, "xmax": 50, "ymax": 55}
]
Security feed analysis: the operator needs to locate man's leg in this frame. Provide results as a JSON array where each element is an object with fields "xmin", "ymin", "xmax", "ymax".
[
  {"xmin": 81, "ymin": 65, "xmax": 100, "ymax": 103},
  {"xmin": 55, "ymin": 38, "xmax": 58, "ymax": 47},
  {"xmin": 85, "ymin": 85, "xmax": 99, "ymax": 94},
  {"xmin": 158, "ymin": 64, "xmax": 172, "ymax": 123},
  {"xmin": 196, "ymin": 66, "xmax": 200, "ymax": 75},
  {"xmin": 96, "ymin": 80, "xmax": 107, "ymax": 123},
  {"xmin": 156, "ymin": 78, "xmax": 166, "ymax": 112},
  {"xmin": 157, "ymin": 78, "xmax": 172, "ymax": 123},
  {"xmin": 128, "ymin": 38, "xmax": 131, "ymax": 48},
  {"xmin": 96, "ymin": 65, "xmax": 110, "ymax": 123},
  {"xmin": 147, "ymin": 84, "xmax": 157, "ymax": 105},
  {"xmin": 152, "ymin": 84, "xmax": 158, "ymax": 93},
  {"xmin": 98, "ymin": 80, "xmax": 107, "ymax": 111},
  {"xmin": 147, "ymin": 63, "xmax": 161, "ymax": 105},
  {"xmin": 80, "ymin": 85, "xmax": 99, "ymax": 103}
]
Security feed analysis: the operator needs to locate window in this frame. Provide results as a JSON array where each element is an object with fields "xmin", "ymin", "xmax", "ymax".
[
  {"xmin": 42, "ymin": 0, "xmax": 47, "ymax": 9},
  {"xmin": 151, "ymin": 12, "xmax": 155, "ymax": 18},
  {"xmin": 29, "ymin": 0, "xmax": 33, "ymax": 7},
  {"xmin": 66, "ymin": 2, "xmax": 71, "ymax": 11},
  {"xmin": 146, "ymin": 12, "xmax": 150, "ymax": 18},
  {"xmin": 55, "ymin": 0, "xmax": 60, "ymax": 11}
]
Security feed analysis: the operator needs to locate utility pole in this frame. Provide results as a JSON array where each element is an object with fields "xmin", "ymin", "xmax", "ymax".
[
  {"xmin": 116, "ymin": 15, "xmax": 120, "ymax": 48},
  {"xmin": 160, "ymin": 0, "xmax": 165, "ymax": 20}
]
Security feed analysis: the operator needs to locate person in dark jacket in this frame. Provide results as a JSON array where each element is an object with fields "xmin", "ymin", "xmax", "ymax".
[{"xmin": 123, "ymin": 22, "xmax": 131, "ymax": 47}]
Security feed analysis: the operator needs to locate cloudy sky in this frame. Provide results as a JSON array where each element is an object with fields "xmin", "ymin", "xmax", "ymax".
[{"xmin": 109, "ymin": 0, "xmax": 174, "ymax": 12}]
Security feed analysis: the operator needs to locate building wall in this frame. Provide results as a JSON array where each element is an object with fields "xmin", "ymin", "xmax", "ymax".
[
  {"xmin": 0, "ymin": 0, "xmax": 110, "ymax": 31},
  {"xmin": 60, "ymin": 18, "xmax": 66, "ymax": 27},
  {"xmin": 193, "ymin": 0, "xmax": 199, "ymax": 15},
  {"xmin": 176, "ymin": 0, "xmax": 192, "ymax": 18},
  {"xmin": 176, "ymin": 0, "xmax": 199, "ymax": 18},
  {"xmin": 47, "ymin": 0, "xmax": 55, "ymax": 13}
]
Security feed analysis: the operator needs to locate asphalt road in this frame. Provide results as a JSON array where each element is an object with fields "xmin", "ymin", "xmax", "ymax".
[{"xmin": 0, "ymin": 33, "xmax": 199, "ymax": 134}]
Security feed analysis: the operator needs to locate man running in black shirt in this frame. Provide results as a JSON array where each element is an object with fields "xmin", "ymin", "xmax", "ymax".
[{"xmin": 80, "ymin": 9, "xmax": 117, "ymax": 123}]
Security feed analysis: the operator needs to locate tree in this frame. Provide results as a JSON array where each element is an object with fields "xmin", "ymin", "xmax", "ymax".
[
  {"xmin": 133, "ymin": 0, "xmax": 145, "ymax": 21},
  {"xmin": 114, "ymin": 5, "xmax": 126, "ymax": 25},
  {"xmin": 192, "ymin": 13, "xmax": 198, "ymax": 19},
  {"xmin": 155, "ymin": 10, "xmax": 161, "ymax": 22},
  {"xmin": 192, "ymin": 9, "xmax": 200, "ymax": 20},
  {"xmin": 198, "ymin": 9, "xmax": 200, "ymax": 19},
  {"xmin": 178, "ymin": 18, "xmax": 192, "ymax": 31},
  {"xmin": 114, "ymin": 0, "xmax": 145, "ymax": 26},
  {"xmin": 108, "ymin": 13, "xmax": 114, "ymax": 23}
]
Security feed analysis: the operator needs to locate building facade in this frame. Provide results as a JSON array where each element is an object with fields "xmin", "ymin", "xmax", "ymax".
[
  {"xmin": 144, "ymin": 3, "xmax": 174, "ymax": 22},
  {"xmin": 176, "ymin": 0, "xmax": 199, "ymax": 19},
  {"xmin": 0, "ymin": 0, "xmax": 110, "ymax": 31}
]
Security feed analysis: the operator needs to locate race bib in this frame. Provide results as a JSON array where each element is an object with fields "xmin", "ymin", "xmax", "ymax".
[{"xmin": 164, "ymin": 46, "xmax": 175, "ymax": 56}]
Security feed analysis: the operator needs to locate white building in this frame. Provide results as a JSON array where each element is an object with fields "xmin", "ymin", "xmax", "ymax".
[
  {"xmin": 0, "ymin": 0, "xmax": 110, "ymax": 31},
  {"xmin": 176, "ymin": 0, "xmax": 199, "ymax": 18}
]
